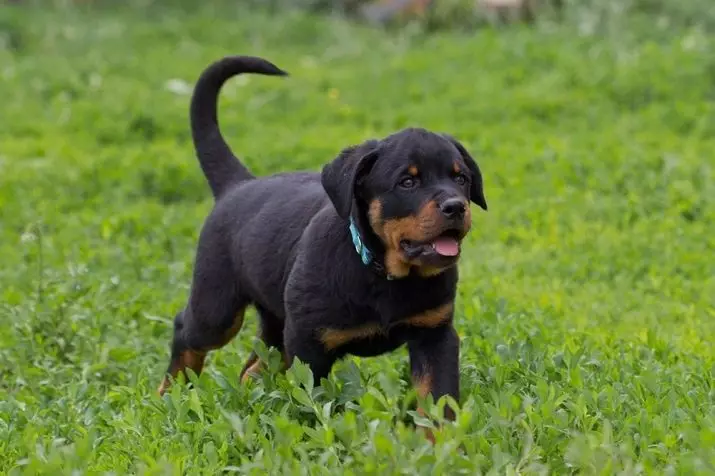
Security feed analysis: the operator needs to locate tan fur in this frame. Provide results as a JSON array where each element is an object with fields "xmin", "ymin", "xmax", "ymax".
[
  {"xmin": 240, "ymin": 358, "xmax": 262, "ymax": 383},
  {"xmin": 464, "ymin": 203, "xmax": 472, "ymax": 233},
  {"xmin": 214, "ymin": 308, "xmax": 246, "ymax": 349},
  {"xmin": 320, "ymin": 323, "xmax": 385, "ymax": 350},
  {"xmin": 158, "ymin": 308, "xmax": 246, "ymax": 395},
  {"xmin": 319, "ymin": 302, "xmax": 453, "ymax": 351},
  {"xmin": 368, "ymin": 199, "xmax": 445, "ymax": 278},
  {"xmin": 240, "ymin": 348, "xmax": 290, "ymax": 383},
  {"xmin": 403, "ymin": 302, "xmax": 453, "ymax": 328},
  {"xmin": 416, "ymin": 265, "xmax": 446, "ymax": 278},
  {"xmin": 414, "ymin": 372, "xmax": 432, "ymax": 399},
  {"xmin": 413, "ymin": 371, "xmax": 436, "ymax": 443},
  {"xmin": 157, "ymin": 349, "xmax": 207, "ymax": 395}
]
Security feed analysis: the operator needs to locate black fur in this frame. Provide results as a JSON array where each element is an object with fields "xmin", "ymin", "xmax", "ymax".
[
  {"xmin": 321, "ymin": 140, "xmax": 380, "ymax": 219},
  {"xmin": 190, "ymin": 55, "xmax": 287, "ymax": 198},
  {"xmin": 158, "ymin": 55, "xmax": 488, "ymax": 425}
]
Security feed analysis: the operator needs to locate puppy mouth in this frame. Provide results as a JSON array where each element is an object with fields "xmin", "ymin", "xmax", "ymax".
[{"xmin": 400, "ymin": 229, "xmax": 463, "ymax": 261}]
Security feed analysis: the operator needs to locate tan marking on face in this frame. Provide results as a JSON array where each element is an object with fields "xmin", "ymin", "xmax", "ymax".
[
  {"xmin": 368, "ymin": 199, "xmax": 409, "ymax": 277},
  {"xmin": 320, "ymin": 323, "xmax": 385, "ymax": 350},
  {"xmin": 408, "ymin": 165, "xmax": 419, "ymax": 176},
  {"xmin": 368, "ymin": 199, "xmax": 445, "ymax": 278},
  {"xmin": 382, "ymin": 200, "xmax": 441, "ymax": 249},
  {"xmin": 420, "ymin": 202, "xmax": 470, "ymax": 279},
  {"xmin": 416, "ymin": 265, "xmax": 445, "ymax": 278},
  {"xmin": 402, "ymin": 302, "xmax": 453, "ymax": 328},
  {"xmin": 452, "ymin": 161, "xmax": 461, "ymax": 174},
  {"xmin": 383, "ymin": 252, "xmax": 411, "ymax": 278}
]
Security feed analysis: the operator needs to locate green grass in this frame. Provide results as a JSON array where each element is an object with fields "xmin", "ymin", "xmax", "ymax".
[{"xmin": 1, "ymin": 2, "xmax": 714, "ymax": 474}]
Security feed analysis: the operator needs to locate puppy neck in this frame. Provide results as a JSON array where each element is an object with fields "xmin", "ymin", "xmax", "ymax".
[{"xmin": 348, "ymin": 207, "xmax": 393, "ymax": 280}]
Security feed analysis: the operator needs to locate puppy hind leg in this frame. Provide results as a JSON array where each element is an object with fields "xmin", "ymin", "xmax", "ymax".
[
  {"xmin": 158, "ymin": 241, "xmax": 248, "ymax": 395},
  {"xmin": 158, "ymin": 303, "xmax": 249, "ymax": 395},
  {"xmin": 158, "ymin": 310, "xmax": 200, "ymax": 395}
]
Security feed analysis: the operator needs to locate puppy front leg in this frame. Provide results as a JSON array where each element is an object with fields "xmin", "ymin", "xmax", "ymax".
[
  {"xmin": 408, "ymin": 324, "xmax": 460, "ymax": 439},
  {"xmin": 284, "ymin": 322, "xmax": 337, "ymax": 385}
]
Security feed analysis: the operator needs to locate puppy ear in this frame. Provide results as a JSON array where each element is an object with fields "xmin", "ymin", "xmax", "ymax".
[
  {"xmin": 442, "ymin": 134, "xmax": 487, "ymax": 211},
  {"xmin": 321, "ymin": 140, "xmax": 380, "ymax": 219}
]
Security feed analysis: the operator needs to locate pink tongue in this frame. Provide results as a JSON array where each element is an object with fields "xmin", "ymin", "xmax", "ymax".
[{"xmin": 432, "ymin": 237, "xmax": 459, "ymax": 256}]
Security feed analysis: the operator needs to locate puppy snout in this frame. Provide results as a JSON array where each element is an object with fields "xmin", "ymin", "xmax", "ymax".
[{"xmin": 439, "ymin": 198, "xmax": 466, "ymax": 220}]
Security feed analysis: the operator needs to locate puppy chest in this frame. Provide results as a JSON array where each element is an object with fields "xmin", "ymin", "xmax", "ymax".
[{"xmin": 318, "ymin": 302, "xmax": 454, "ymax": 354}]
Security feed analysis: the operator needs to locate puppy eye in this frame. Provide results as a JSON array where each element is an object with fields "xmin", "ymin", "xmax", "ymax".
[
  {"xmin": 454, "ymin": 174, "xmax": 467, "ymax": 186},
  {"xmin": 399, "ymin": 177, "xmax": 417, "ymax": 189}
]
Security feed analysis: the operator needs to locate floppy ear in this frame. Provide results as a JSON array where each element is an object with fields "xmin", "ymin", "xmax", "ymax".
[
  {"xmin": 321, "ymin": 140, "xmax": 380, "ymax": 219},
  {"xmin": 442, "ymin": 134, "xmax": 487, "ymax": 211}
]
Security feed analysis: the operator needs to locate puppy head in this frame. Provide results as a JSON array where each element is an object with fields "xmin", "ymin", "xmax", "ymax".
[{"xmin": 321, "ymin": 127, "xmax": 487, "ymax": 278}]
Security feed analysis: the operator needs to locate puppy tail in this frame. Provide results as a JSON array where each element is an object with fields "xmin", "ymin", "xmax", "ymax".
[{"xmin": 190, "ymin": 55, "xmax": 288, "ymax": 199}]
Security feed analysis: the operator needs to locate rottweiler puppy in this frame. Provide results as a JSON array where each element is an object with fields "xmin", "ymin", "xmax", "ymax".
[{"xmin": 158, "ymin": 55, "xmax": 487, "ymax": 426}]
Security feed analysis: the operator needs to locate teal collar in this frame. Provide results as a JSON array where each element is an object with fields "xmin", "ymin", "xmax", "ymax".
[{"xmin": 348, "ymin": 216, "xmax": 393, "ymax": 280}]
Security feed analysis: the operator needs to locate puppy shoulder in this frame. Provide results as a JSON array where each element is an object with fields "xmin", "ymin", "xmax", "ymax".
[{"xmin": 286, "ymin": 206, "xmax": 368, "ymax": 294}]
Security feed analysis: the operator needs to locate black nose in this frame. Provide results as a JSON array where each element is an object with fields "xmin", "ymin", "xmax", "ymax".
[{"xmin": 440, "ymin": 198, "xmax": 466, "ymax": 219}]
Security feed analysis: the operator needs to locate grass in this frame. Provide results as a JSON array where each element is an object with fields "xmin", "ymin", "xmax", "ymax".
[{"xmin": 1, "ymin": 1, "xmax": 714, "ymax": 474}]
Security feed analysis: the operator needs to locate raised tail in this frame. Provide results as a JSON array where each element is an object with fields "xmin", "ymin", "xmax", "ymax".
[{"xmin": 190, "ymin": 55, "xmax": 288, "ymax": 199}]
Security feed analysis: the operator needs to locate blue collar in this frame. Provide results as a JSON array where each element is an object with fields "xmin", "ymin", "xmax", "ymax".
[{"xmin": 348, "ymin": 216, "xmax": 393, "ymax": 280}]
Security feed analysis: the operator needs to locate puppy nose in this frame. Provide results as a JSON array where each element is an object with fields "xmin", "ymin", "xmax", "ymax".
[{"xmin": 440, "ymin": 198, "xmax": 466, "ymax": 219}]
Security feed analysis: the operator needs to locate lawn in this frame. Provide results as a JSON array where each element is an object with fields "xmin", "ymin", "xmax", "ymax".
[{"xmin": 0, "ymin": 1, "xmax": 713, "ymax": 474}]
